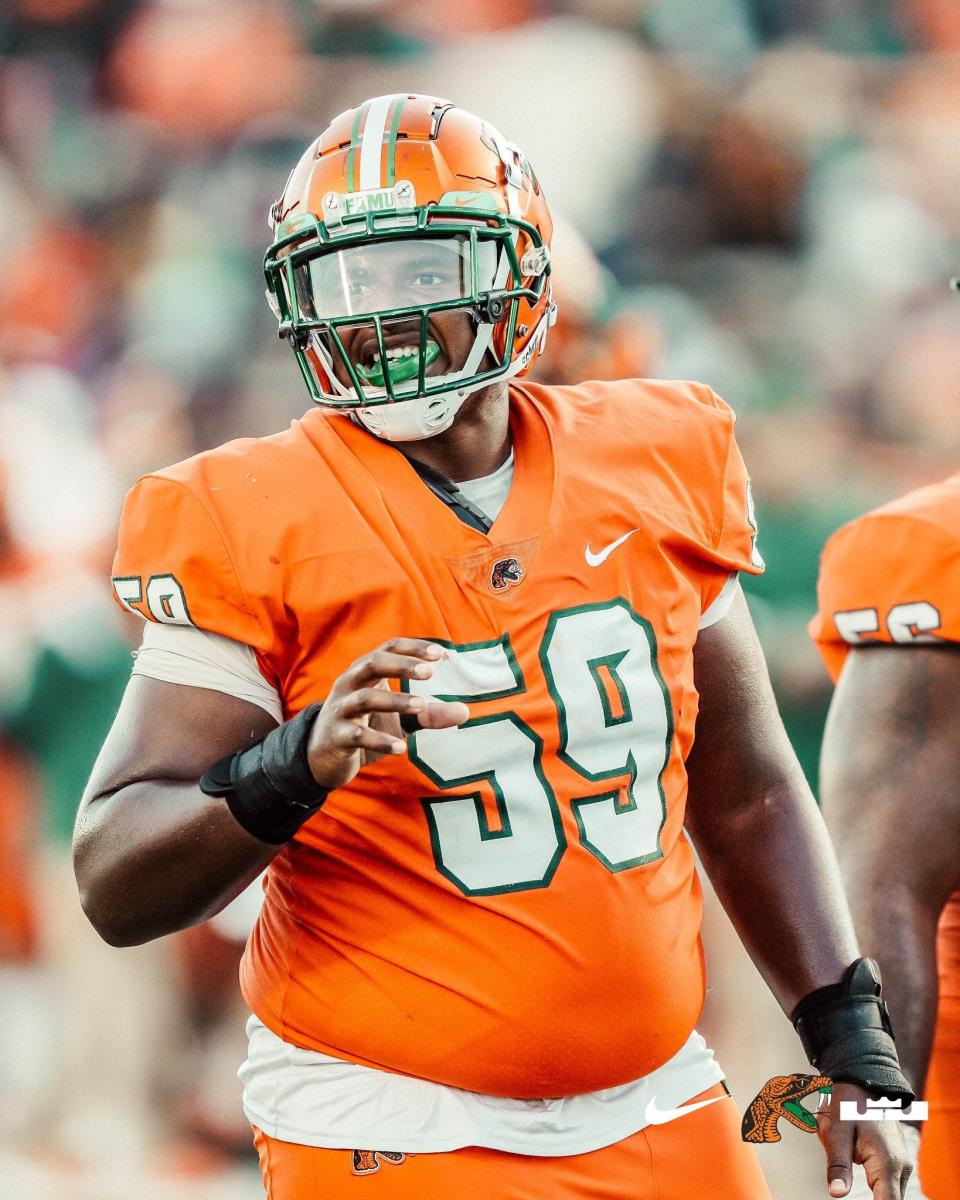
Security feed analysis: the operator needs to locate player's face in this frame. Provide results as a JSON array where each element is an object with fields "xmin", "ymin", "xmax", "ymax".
[
  {"xmin": 304, "ymin": 237, "xmax": 495, "ymax": 391},
  {"xmin": 327, "ymin": 308, "xmax": 475, "ymax": 391}
]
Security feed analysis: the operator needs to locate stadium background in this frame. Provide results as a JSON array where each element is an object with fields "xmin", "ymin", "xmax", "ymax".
[{"xmin": 1, "ymin": 1, "xmax": 958, "ymax": 1196}]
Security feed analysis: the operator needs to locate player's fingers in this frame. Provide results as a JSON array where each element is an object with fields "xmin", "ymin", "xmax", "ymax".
[
  {"xmin": 329, "ymin": 721, "xmax": 406, "ymax": 757},
  {"xmin": 840, "ymin": 1172, "xmax": 874, "ymax": 1200},
  {"xmin": 862, "ymin": 1152, "xmax": 909, "ymax": 1200},
  {"xmin": 415, "ymin": 700, "xmax": 471, "ymax": 730},
  {"xmin": 864, "ymin": 1171, "xmax": 901, "ymax": 1200},
  {"xmin": 819, "ymin": 1116, "xmax": 855, "ymax": 1197},
  {"xmin": 859, "ymin": 1133, "xmax": 911, "ymax": 1200},
  {"xmin": 900, "ymin": 1159, "xmax": 917, "ymax": 1198},
  {"xmin": 344, "ymin": 648, "xmax": 444, "ymax": 688},
  {"xmin": 333, "ymin": 688, "xmax": 427, "ymax": 721},
  {"xmin": 377, "ymin": 638, "xmax": 447, "ymax": 660}
]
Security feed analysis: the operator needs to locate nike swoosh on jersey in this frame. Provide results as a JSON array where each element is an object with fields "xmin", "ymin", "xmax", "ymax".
[
  {"xmin": 643, "ymin": 1093, "xmax": 728, "ymax": 1126},
  {"xmin": 585, "ymin": 528, "xmax": 642, "ymax": 567}
]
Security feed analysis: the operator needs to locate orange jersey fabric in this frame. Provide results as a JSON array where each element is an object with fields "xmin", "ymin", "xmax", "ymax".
[
  {"xmin": 113, "ymin": 378, "xmax": 762, "ymax": 1098},
  {"xmin": 810, "ymin": 472, "xmax": 960, "ymax": 683},
  {"xmin": 811, "ymin": 476, "xmax": 960, "ymax": 1200}
]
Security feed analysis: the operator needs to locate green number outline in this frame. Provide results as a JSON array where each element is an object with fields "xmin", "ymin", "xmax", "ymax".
[
  {"xmin": 539, "ymin": 598, "xmax": 674, "ymax": 873},
  {"xmin": 111, "ymin": 575, "xmax": 144, "ymax": 616},
  {"xmin": 409, "ymin": 712, "xmax": 567, "ymax": 897},
  {"xmin": 587, "ymin": 650, "xmax": 632, "ymax": 728},
  {"xmin": 145, "ymin": 572, "xmax": 194, "ymax": 625},
  {"xmin": 403, "ymin": 634, "xmax": 524, "ymax": 703},
  {"xmin": 405, "ymin": 604, "xmax": 674, "ymax": 891}
]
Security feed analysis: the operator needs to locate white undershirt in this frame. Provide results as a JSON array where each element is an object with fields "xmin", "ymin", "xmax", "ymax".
[
  {"xmin": 239, "ymin": 1020, "xmax": 725, "ymax": 1155},
  {"xmin": 126, "ymin": 458, "xmax": 741, "ymax": 1153},
  {"xmin": 454, "ymin": 448, "xmax": 514, "ymax": 522}
]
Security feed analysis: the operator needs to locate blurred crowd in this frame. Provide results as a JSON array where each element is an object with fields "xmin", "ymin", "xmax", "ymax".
[{"xmin": 1, "ymin": 1, "xmax": 959, "ymax": 1196}]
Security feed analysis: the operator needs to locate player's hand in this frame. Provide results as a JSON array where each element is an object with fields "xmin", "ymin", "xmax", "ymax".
[
  {"xmin": 306, "ymin": 638, "xmax": 469, "ymax": 791},
  {"xmin": 843, "ymin": 1125, "xmax": 927, "ymax": 1200},
  {"xmin": 817, "ymin": 1083, "xmax": 912, "ymax": 1199}
]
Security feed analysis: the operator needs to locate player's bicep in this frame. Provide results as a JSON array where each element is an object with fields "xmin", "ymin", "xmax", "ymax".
[
  {"xmin": 685, "ymin": 586, "xmax": 805, "ymax": 824},
  {"xmin": 82, "ymin": 674, "xmax": 278, "ymax": 804},
  {"xmin": 821, "ymin": 644, "xmax": 960, "ymax": 903}
]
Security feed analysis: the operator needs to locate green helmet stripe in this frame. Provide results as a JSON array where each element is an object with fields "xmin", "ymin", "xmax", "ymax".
[
  {"xmin": 385, "ymin": 95, "xmax": 407, "ymax": 186},
  {"xmin": 346, "ymin": 101, "xmax": 368, "ymax": 194}
]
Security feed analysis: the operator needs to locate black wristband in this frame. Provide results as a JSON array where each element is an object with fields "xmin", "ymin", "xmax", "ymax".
[
  {"xmin": 199, "ymin": 702, "xmax": 327, "ymax": 844},
  {"xmin": 791, "ymin": 957, "xmax": 914, "ymax": 1103}
]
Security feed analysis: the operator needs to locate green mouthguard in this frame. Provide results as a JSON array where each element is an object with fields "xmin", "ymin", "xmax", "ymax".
[{"xmin": 357, "ymin": 339, "xmax": 440, "ymax": 387}]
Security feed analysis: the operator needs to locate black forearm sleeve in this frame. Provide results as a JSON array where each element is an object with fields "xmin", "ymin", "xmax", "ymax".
[
  {"xmin": 791, "ymin": 958, "xmax": 914, "ymax": 1103},
  {"xmin": 199, "ymin": 702, "xmax": 327, "ymax": 844}
]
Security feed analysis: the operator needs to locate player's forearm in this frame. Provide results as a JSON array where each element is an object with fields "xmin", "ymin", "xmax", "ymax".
[
  {"xmin": 74, "ymin": 778, "xmax": 278, "ymax": 946},
  {"xmin": 838, "ymin": 878, "xmax": 940, "ymax": 1099},
  {"xmin": 690, "ymin": 774, "xmax": 859, "ymax": 1013},
  {"xmin": 686, "ymin": 593, "xmax": 859, "ymax": 1010},
  {"xmin": 819, "ymin": 645, "xmax": 960, "ymax": 1100}
]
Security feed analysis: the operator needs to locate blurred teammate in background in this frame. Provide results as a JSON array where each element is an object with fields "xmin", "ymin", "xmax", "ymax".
[
  {"xmin": 76, "ymin": 94, "xmax": 912, "ymax": 1199},
  {"xmin": 812, "ymin": 398, "xmax": 960, "ymax": 1198}
]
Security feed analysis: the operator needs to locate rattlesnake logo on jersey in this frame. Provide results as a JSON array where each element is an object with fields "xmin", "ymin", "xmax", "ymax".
[
  {"xmin": 741, "ymin": 1074, "xmax": 832, "ymax": 1143},
  {"xmin": 491, "ymin": 557, "xmax": 523, "ymax": 591},
  {"xmin": 351, "ymin": 1150, "xmax": 408, "ymax": 1176}
]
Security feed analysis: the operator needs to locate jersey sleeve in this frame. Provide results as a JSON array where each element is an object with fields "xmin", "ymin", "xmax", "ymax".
[
  {"xmin": 810, "ymin": 512, "xmax": 960, "ymax": 682},
  {"xmin": 717, "ymin": 411, "xmax": 764, "ymax": 574},
  {"xmin": 682, "ymin": 384, "xmax": 765, "ymax": 615},
  {"xmin": 111, "ymin": 473, "xmax": 270, "ymax": 655}
]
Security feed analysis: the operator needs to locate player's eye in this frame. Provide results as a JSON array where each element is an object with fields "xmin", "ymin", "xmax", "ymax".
[{"xmin": 413, "ymin": 269, "xmax": 452, "ymax": 289}]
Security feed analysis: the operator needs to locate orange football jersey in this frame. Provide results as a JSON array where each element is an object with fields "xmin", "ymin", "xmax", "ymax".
[
  {"xmin": 812, "ymin": 476, "xmax": 960, "ymax": 1200},
  {"xmin": 112, "ymin": 378, "xmax": 762, "ymax": 1098},
  {"xmin": 810, "ymin": 473, "xmax": 960, "ymax": 682}
]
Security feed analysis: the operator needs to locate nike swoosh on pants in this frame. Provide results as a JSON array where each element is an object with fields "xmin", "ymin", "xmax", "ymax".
[{"xmin": 643, "ymin": 1093, "xmax": 728, "ymax": 1126}]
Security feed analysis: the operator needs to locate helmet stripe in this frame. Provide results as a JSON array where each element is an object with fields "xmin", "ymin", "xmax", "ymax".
[
  {"xmin": 385, "ymin": 95, "xmax": 407, "ymax": 186},
  {"xmin": 358, "ymin": 94, "xmax": 397, "ymax": 191},
  {"xmin": 345, "ymin": 101, "xmax": 369, "ymax": 194}
]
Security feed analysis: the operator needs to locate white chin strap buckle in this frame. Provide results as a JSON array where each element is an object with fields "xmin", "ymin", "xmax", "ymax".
[{"xmin": 354, "ymin": 389, "xmax": 468, "ymax": 442}]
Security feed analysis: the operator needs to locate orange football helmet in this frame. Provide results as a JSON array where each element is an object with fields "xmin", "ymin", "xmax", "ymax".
[{"xmin": 264, "ymin": 94, "xmax": 556, "ymax": 440}]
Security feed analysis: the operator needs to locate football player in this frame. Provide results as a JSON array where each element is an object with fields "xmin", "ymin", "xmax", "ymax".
[
  {"xmin": 812, "ymin": 470, "xmax": 960, "ymax": 1199},
  {"xmin": 76, "ymin": 94, "xmax": 912, "ymax": 1199}
]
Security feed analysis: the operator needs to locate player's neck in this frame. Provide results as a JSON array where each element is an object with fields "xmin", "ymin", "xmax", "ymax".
[{"xmin": 397, "ymin": 383, "xmax": 511, "ymax": 484}]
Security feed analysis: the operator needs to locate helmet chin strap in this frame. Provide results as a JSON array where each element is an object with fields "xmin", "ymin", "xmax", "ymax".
[
  {"xmin": 351, "ymin": 302, "xmax": 553, "ymax": 443},
  {"xmin": 352, "ymin": 385, "xmax": 472, "ymax": 442},
  {"xmin": 351, "ymin": 307, "xmax": 498, "ymax": 442}
]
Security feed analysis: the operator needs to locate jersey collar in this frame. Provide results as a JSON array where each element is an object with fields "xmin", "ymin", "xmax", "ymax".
[{"xmin": 315, "ymin": 384, "xmax": 556, "ymax": 559}]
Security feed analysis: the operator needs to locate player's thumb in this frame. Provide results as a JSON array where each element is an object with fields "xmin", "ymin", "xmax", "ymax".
[{"xmin": 822, "ymin": 1119, "xmax": 855, "ymax": 1197}]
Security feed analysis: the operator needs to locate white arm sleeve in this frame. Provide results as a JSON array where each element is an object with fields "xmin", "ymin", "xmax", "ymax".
[
  {"xmin": 699, "ymin": 573, "xmax": 741, "ymax": 630},
  {"xmin": 131, "ymin": 623, "xmax": 283, "ymax": 724}
]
